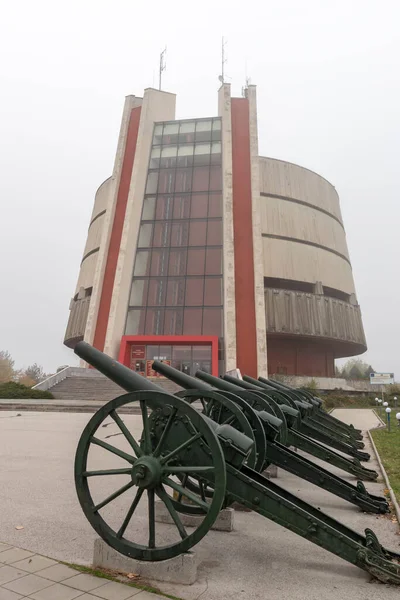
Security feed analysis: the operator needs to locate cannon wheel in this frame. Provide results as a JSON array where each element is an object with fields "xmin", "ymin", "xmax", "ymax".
[{"xmin": 75, "ymin": 391, "xmax": 226, "ymax": 561}]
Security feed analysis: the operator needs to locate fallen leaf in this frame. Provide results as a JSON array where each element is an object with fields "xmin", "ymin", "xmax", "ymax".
[
  {"xmin": 15, "ymin": 526, "xmax": 24, "ymax": 530},
  {"xmin": 127, "ymin": 573, "xmax": 139, "ymax": 579}
]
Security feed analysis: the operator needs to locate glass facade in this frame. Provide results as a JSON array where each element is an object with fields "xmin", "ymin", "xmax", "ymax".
[{"xmin": 125, "ymin": 117, "xmax": 223, "ymax": 341}]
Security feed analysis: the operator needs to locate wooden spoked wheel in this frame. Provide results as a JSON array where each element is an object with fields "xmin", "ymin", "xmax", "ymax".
[{"xmin": 75, "ymin": 391, "xmax": 226, "ymax": 561}]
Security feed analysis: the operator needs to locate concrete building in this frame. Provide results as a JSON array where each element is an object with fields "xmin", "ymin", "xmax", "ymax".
[{"xmin": 64, "ymin": 85, "xmax": 366, "ymax": 379}]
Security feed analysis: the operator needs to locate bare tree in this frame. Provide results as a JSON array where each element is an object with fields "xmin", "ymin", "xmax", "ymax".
[{"xmin": 0, "ymin": 350, "xmax": 16, "ymax": 383}]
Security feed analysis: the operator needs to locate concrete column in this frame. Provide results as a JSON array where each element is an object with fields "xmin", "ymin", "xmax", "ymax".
[
  {"xmin": 83, "ymin": 95, "xmax": 142, "ymax": 363},
  {"xmin": 104, "ymin": 88, "xmax": 176, "ymax": 359},
  {"xmin": 247, "ymin": 86, "xmax": 268, "ymax": 377},
  {"xmin": 218, "ymin": 84, "xmax": 237, "ymax": 372}
]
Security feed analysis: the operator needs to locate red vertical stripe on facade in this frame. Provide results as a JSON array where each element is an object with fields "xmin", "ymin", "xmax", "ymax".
[
  {"xmin": 93, "ymin": 107, "xmax": 142, "ymax": 351},
  {"xmin": 231, "ymin": 98, "xmax": 258, "ymax": 377}
]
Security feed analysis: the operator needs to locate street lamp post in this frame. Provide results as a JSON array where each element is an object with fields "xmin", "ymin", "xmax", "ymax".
[
  {"xmin": 378, "ymin": 398, "xmax": 383, "ymax": 417},
  {"xmin": 386, "ymin": 407, "xmax": 392, "ymax": 432},
  {"xmin": 394, "ymin": 396, "xmax": 398, "ymax": 409},
  {"xmin": 396, "ymin": 412, "xmax": 400, "ymax": 427}
]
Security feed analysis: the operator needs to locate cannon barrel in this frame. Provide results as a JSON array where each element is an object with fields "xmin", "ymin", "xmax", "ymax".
[
  {"xmin": 151, "ymin": 360, "xmax": 212, "ymax": 391},
  {"xmin": 74, "ymin": 341, "xmax": 164, "ymax": 394},
  {"xmin": 223, "ymin": 374, "xmax": 265, "ymax": 390},
  {"xmin": 195, "ymin": 370, "xmax": 254, "ymax": 393},
  {"xmin": 243, "ymin": 374, "xmax": 284, "ymax": 392}
]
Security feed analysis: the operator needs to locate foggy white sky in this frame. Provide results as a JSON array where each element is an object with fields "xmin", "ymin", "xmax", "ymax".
[{"xmin": 1, "ymin": 0, "xmax": 399, "ymax": 376}]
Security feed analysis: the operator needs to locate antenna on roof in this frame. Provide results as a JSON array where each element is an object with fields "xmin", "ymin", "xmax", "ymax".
[
  {"xmin": 219, "ymin": 37, "xmax": 227, "ymax": 84},
  {"xmin": 159, "ymin": 46, "xmax": 167, "ymax": 90}
]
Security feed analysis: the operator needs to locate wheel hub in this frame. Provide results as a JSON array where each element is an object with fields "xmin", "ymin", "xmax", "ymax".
[{"xmin": 131, "ymin": 456, "xmax": 162, "ymax": 489}]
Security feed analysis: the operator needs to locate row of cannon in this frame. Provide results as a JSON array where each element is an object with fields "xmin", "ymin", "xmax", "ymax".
[{"xmin": 73, "ymin": 342, "xmax": 400, "ymax": 585}]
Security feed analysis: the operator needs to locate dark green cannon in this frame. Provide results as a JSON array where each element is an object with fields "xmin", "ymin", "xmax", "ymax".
[
  {"xmin": 258, "ymin": 376, "xmax": 363, "ymax": 441},
  {"xmin": 197, "ymin": 370, "xmax": 370, "ymax": 462},
  {"xmin": 151, "ymin": 361, "xmax": 386, "ymax": 514},
  {"xmin": 221, "ymin": 373, "xmax": 378, "ymax": 481},
  {"xmin": 72, "ymin": 342, "xmax": 399, "ymax": 584}
]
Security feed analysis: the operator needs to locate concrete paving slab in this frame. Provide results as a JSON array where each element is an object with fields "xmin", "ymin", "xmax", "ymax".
[
  {"xmin": 91, "ymin": 580, "xmax": 140, "ymax": 599},
  {"xmin": 0, "ymin": 548, "xmax": 35, "ymax": 565},
  {"xmin": 0, "ymin": 566, "xmax": 27, "ymax": 586},
  {"xmin": 11, "ymin": 555, "xmax": 57, "ymax": 573},
  {"xmin": 2, "ymin": 573, "xmax": 53, "ymax": 595},
  {"xmin": 35, "ymin": 564, "xmax": 78, "ymax": 582},
  {"xmin": 0, "ymin": 588, "xmax": 24, "ymax": 599},
  {"xmin": 62, "ymin": 572, "xmax": 109, "ymax": 592},
  {"xmin": 28, "ymin": 582, "xmax": 84, "ymax": 600}
]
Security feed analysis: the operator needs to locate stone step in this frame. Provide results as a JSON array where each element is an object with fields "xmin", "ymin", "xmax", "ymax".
[{"xmin": 50, "ymin": 374, "xmax": 182, "ymax": 401}]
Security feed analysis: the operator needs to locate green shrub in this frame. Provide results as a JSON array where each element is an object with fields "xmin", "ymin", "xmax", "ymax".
[
  {"xmin": 0, "ymin": 381, "xmax": 54, "ymax": 399},
  {"xmin": 321, "ymin": 395, "xmax": 377, "ymax": 410}
]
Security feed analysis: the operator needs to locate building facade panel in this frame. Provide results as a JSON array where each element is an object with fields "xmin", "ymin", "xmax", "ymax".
[
  {"xmin": 259, "ymin": 157, "xmax": 343, "ymax": 221},
  {"xmin": 262, "ymin": 237, "xmax": 356, "ymax": 295}
]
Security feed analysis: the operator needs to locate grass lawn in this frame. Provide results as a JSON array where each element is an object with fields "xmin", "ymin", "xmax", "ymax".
[{"xmin": 371, "ymin": 426, "xmax": 400, "ymax": 502}]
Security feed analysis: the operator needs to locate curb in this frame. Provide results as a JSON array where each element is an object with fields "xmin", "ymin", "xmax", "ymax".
[
  {"xmin": 372, "ymin": 409, "xmax": 386, "ymax": 427},
  {"xmin": 368, "ymin": 430, "xmax": 400, "ymax": 529}
]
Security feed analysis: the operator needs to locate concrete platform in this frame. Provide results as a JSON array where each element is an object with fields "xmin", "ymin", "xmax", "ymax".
[
  {"xmin": 155, "ymin": 502, "xmax": 234, "ymax": 532},
  {"xmin": 94, "ymin": 539, "xmax": 198, "ymax": 585}
]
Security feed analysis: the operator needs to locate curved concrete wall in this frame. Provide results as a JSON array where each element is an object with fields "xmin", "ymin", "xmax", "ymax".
[
  {"xmin": 259, "ymin": 157, "xmax": 356, "ymax": 295},
  {"xmin": 75, "ymin": 177, "xmax": 112, "ymax": 294}
]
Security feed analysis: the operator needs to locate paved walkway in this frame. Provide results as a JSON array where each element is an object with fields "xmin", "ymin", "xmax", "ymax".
[{"xmin": 0, "ymin": 543, "xmax": 166, "ymax": 600}]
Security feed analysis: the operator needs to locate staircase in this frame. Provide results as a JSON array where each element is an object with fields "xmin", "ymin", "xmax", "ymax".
[{"xmin": 45, "ymin": 370, "xmax": 182, "ymax": 402}]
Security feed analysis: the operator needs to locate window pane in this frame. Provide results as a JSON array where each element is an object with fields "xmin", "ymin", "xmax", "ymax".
[
  {"xmin": 212, "ymin": 119, "xmax": 222, "ymax": 130},
  {"xmin": 150, "ymin": 147, "xmax": 161, "ymax": 168},
  {"xmin": 204, "ymin": 278, "xmax": 222, "ymax": 305},
  {"xmin": 142, "ymin": 197, "xmax": 156, "ymax": 220},
  {"xmin": 189, "ymin": 220, "xmax": 207, "ymax": 246},
  {"xmin": 177, "ymin": 145, "xmax": 194, "ymax": 167},
  {"xmin": 170, "ymin": 221, "xmax": 189, "ymax": 246},
  {"xmin": 206, "ymin": 220, "xmax": 222, "ymax": 245},
  {"xmin": 183, "ymin": 308, "xmax": 203, "ymax": 335},
  {"xmin": 205, "ymin": 248, "xmax": 222, "ymax": 275},
  {"xmin": 145, "ymin": 309, "xmax": 164, "ymax": 335},
  {"xmin": 153, "ymin": 222, "xmax": 171, "ymax": 247},
  {"xmin": 211, "ymin": 142, "xmax": 221, "ymax": 154},
  {"xmin": 203, "ymin": 308, "xmax": 222, "ymax": 335},
  {"xmin": 146, "ymin": 345, "xmax": 160, "ymax": 360},
  {"xmin": 166, "ymin": 278, "xmax": 185, "ymax": 305},
  {"xmin": 160, "ymin": 145, "xmax": 177, "ymax": 168},
  {"xmin": 175, "ymin": 168, "xmax": 192, "ymax": 193},
  {"xmin": 164, "ymin": 309, "xmax": 183, "ymax": 335},
  {"xmin": 130, "ymin": 279, "xmax": 148, "ymax": 306},
  {"xmin": 169, "ymin": 248, "xmax": 187, "ymax": 276},
  {"xmin": 158, "ymin": 170, "xmax": 175, "ymax": 194},
  {"xmin": 147, "ymin": 278, "xmax": 167, "ymax": 306},
  {"xmin": 153, "ymin": 124, "xmax": 163, "ymax": 143},
  {"xmin": 134, "ymin": 250, "xmax": 151, "ymax": 276},
  {"xmin": 192, "ymin": 166, "xmax": 210, "ymax": 192},
  {"xmin": 180, "ymin": 122, "xmax": 196, "ymax": 133},
  {"xmin": 190, "ymin": 193, "xmax": 208, "ymax": 218},
  {"xmin": 185, "ymin": 278, "xmax": 204, "ymax": 305},
  {"xmin": 146, "ymin": 171, "xmax": 158, "ymax": 194},
  {"xmin": 173, "ymin": 196, "xmax": 191, "ymax": 219},
  {"xmin": 138, "ymin": 223, "xmax": 153, "ymax": 247},
  {"xmin": 164, "ymin": 123, "xmax": 179, "ymax": 134},
  {"xmin": 187, "ymin": 248, "xmax": 205, "ymax": 275},
  {"xmin": 150, "ymin": 249, "xmax": 169, "ymax": 276},
  {"xmin": 125, "ymin": 309, "xmax": 146, "ymax": 335},
  {"xmin": 208, "ymin": 193, "xmax": 222, "ymax": 217},
  {"xmin": 192, "ymin": 345, "xmax": 212, "ymax": 360},
  {"xmin": 209, "ymin": 165, "xmax": 222, "ymax": 190},
  {"xmin": 172, "ymin": 345, "xmax": 191, "ymax": 360},
  {"xmin": 156, "ymin": 196, "xmax": 174, "ymax": 220},
  {"xmin": 157, "ymin": 345, "xmax": 172, "ymax": 360},
  {"xmin": 196, "ymin": 120, "xmax": 212, "ymax": 132},
  {"xmin": 195, "ymin": 143, "xmax": 211, "ymax": 155}
]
